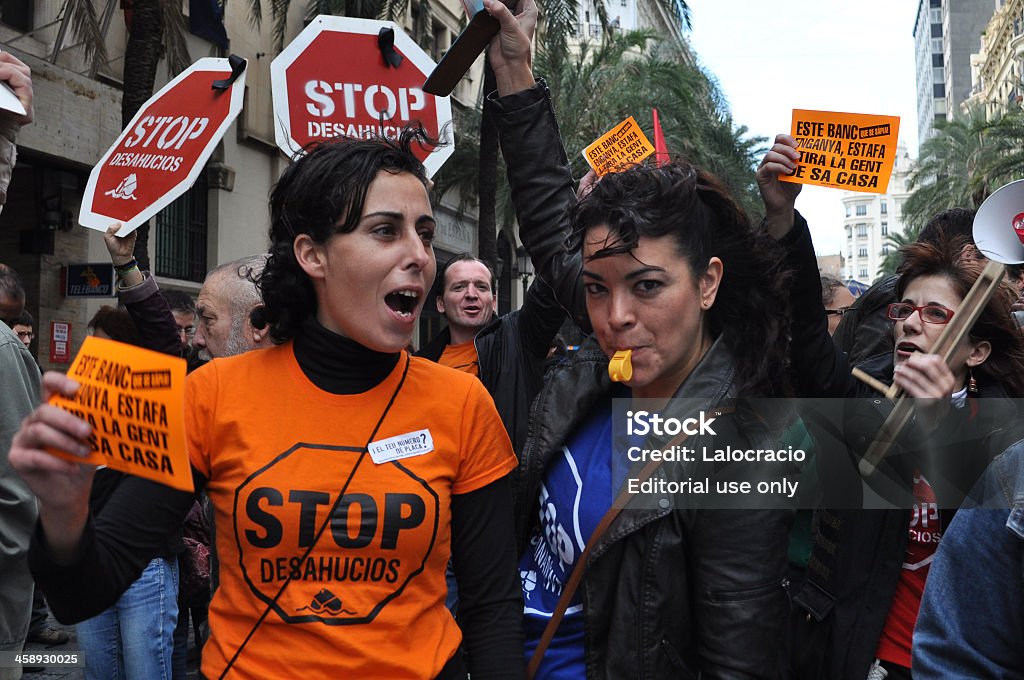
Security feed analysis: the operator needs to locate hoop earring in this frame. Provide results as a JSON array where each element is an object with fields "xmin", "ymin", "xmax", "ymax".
[{"xmin": 968, "ymin": 368, "xmax": 978, "ymax": 394}]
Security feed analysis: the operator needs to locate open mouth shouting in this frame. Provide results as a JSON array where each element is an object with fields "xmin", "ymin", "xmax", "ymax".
[{"xmin": 384, "ymin": 288, "xmax": 421, "ymax": 320}]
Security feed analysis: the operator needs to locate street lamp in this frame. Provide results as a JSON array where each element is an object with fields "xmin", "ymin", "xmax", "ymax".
[{"xmin": 515, "ymin": 245, "xmax": 534, "ymax": 300}]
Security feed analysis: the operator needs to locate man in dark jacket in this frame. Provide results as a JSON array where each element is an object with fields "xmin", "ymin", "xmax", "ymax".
[{"xmin": 418, "ymin": 253, "xmax": 567, "ymax": 455}]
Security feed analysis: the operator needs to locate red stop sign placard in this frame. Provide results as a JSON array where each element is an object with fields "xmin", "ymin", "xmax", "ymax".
[
  {"xmin": 271, "ymin": 17, "xmax": 453, "ymax": 177},
  {"xmin": 80, "ymin": 58, "xmax": 246, "ymax": 235}
]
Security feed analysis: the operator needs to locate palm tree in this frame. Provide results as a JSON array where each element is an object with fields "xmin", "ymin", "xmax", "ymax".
[
  {"xmin": 903, "ymin": 108, "xmax": 1024, "ymax": 233},
  {"xmin": 875, "ymin": 228, "xmax": 919, "ymax": 279},
  {"xmin": 433, "ymin": 28, "xmax": 764, "ymax": 234}
]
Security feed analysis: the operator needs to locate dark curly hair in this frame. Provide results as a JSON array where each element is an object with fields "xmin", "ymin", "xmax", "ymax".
[
  {"xmin": 569, "ymin": 161, "xmax": 792, "ymax": 397},
  {"xmin": 896, "ymin": 237, "xmax": 1024, "ymax": 397},
  {"xmin": 260, "ymin": 126, "xmax": 434, "ymax": 343}
]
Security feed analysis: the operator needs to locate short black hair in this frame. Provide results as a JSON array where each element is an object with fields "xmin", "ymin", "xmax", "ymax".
[
  {"xmin": 15, "ymin": 309, "xmax": 33, "ymax": 326},
  {"xmin": 261, "ymin": 126, "xmax": 435, "ymax": 344},
  {"xmin": 161, "ymin": 289, "xmax": 195, "ymax": 315},
  {"xmin": 438, "ymin": 253, "xmax": 496, "ymax": 290},
  {"xmin": 918, "ymin": 208, "xmax": 976, "ymax": 247}
]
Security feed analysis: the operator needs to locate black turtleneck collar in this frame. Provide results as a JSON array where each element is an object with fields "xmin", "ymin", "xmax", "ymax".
[{"xmin": 293, "ymin": 317, "xmax": 400, "ymax": 394}]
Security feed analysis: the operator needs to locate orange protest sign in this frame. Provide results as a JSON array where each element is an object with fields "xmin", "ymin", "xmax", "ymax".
[
  {"xmin": 582, "ymin": 116, "xmax": 655, "ymax": 176},
  {"xmin": 780, "ymin": 109, "xmax": 901, "ymax": 194},
  {"xmin": 48, "ymin": 336, "xmax": 192, "ymax": 492}
]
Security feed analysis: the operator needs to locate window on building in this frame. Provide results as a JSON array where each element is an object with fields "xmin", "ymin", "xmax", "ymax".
[
  {"xmin": 845, "ymin": 205, "xmax": 851, "ymax": 218},
  {"xmin": 156, "ymin": 172, "xmax": 208, "ymax": 283},
  {"xmin": 857, "ymin": 224, "xmax": 868, "ymax": 238},
  {"xmin": 932, "ymin": 66, "xmax": 944, "ymax": 83},
  {"xmin": 931, "ymin": 38, "xmax": 942, "ymax": 52},
  {"xmin": 432, "ymin": 23, "xmax": 448, "ymax": 61},
  {"xmin": 880, "ymin": 201, "xmax": 887, "ymax": 215},
  {"xmin": 858, "ymin": 247, "xmax": 868, "ymax": 258},
  {"xmin": 0, "ymin": 0, "xmax": 33, "ymax": 31},
  {"xmin": 934, "ymin": 83, "xmax": 945, "ymax": 98},
  {"xmin": 929, "ymin": 7, "xmax": 941, "ymax": 22},
  {"xmin": 930, "ymin": 23, "xmax": 942, "ymax": 38},
  {"xmin": 882, "ymin": 244, "xmax": 890, "ymax": 255},
  {"xmin": 881, "ymin": 222, "xmax": 888, "ymax": 236},
  {"xmin": 859, "ymin": 268, "xmax": 869, "ymax": 279},
  {"xmin": 856, "ymin": 204, "xmax": 867, "ymax": 216},
  {"xmin": 621, "ymin": 0, "xmax": 627, "ymax": 6},
  {"xmin": 932, "ymin": 53, "xmax": 943, "ymax": 67}
]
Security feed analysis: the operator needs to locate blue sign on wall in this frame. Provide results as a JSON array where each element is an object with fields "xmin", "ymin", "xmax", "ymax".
[{"xmin": 63, "ymin": 263, "xmax": 116, "ymax": 298}]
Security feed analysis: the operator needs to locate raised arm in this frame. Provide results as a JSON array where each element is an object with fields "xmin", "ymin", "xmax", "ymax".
[
  {"xmin": 485, "ymin": 0, "xmax": 590, "ymax": 331},
  {"xmin": 103, "ymin": 223, "xmax": 180, "ymax": 356},
  {"xmin": 758, "ymin": 135, "xmax": 858, "ymax": 397}
]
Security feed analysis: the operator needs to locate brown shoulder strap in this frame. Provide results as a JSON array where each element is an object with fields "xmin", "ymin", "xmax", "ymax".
[
  {"xmin": 525, "ymin": 458, "xmax": 658, "ymax": 678},
  {"xmin": 526, "ymin": 407, "xmax": 732, "ymax": 679}
]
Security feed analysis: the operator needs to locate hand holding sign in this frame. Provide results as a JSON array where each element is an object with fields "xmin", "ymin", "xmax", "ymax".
[
  {"xmin": 779, "ymin": 109, "xmax": 900, "ymax": 194},
  {"xmin": 484, "ymin": 0, "xmax": 539, "ymax": 96},
  {"xmin": 0, "ymin": 51, "xmax": 33, "ymax": 125},
  {"xmin": 8, "ymin": 371, "xmax": 97, "ymax": 562},
  {"xmin": 41, "ymin": 336, "xmax": 192, "ymax": 493},
  {"xmin": 756, "ymin": 133, "xmax": 802, "ymax": 240}
]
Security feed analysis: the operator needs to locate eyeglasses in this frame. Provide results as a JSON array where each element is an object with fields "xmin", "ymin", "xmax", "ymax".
[
  {"xmin": 16, "ymin": 331, "xmax": 34, "ymax": 340},
  {"xmin": 825, "ymin": 307, "xmax": 853, "ymax": 317},
  {"xmin": 886, "ymin": 302, "xmax": 955, "ymax": 325},
  {"xmin": 176, "ymin": 326, "xmax": 195, "ymax": 337}
]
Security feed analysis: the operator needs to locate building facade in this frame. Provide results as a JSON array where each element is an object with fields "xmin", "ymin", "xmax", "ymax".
[
  {"xmin": 571, "ymin": 0, "xmax": 691, "ymax": 59},
  {"xmin": 841, "ymin": 143, "xmax": 913, "ymax": 283},
  {"xmin": 913, "ymin": 0, "xmax": 994, "ymax": 144},
  {"xmin": 964, "ymin": 0, "xmax": 1024, "ymax": 117},
  {"xmin": 0, "ymin": 0, "xmax": 487, "ymax": 371}
]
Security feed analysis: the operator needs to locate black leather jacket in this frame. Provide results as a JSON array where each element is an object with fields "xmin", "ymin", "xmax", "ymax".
[
  {"xmin": 517, "ymin": 336, "xmax": 794, "ymax": 679},
  {"xmin": 418, "ymin": 277, "xmax": 565, "ymax": 454},
  {"xmin": 780, "ymin": 216, "xmax": 1024, "ymax": 680},
  {"xmin": 494, "ymin": 81, "xmax": 794, "ymax": 679}
]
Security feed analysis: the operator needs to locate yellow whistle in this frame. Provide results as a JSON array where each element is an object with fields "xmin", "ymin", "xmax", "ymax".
[{"xmin": 608, "ymin": 349, "xmax": 633, "ymax": 382}]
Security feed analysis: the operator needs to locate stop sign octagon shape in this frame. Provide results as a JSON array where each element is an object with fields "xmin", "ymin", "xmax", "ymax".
[{"xmin": 271, "ymin": 16, "xmax": 454, "ymax": 177}]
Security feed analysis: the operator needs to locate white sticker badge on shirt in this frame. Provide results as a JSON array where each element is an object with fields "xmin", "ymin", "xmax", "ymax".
[{"xmin": 367, "ymin": 429, "xmax": 434, "ymax": 464}]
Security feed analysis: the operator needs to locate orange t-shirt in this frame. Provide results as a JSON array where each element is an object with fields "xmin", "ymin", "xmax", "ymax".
[
  {"xmin": 186, "ymin": 344, "xmax": 516, "ymax": 679},
  {"xmin": 438, "ymin": 340, "xmax": 479, "ymax": 377}
]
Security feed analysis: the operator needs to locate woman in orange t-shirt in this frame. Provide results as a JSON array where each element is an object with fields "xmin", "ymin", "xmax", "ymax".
[{"xmin": 9, "ymin": 128, "xmax": 524, "ymax": 679}]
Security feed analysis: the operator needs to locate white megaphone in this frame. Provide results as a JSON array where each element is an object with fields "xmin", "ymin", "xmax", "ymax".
[{"xmin": 973, "ymin": 179, "xmax": 1024, "ymax": 264}]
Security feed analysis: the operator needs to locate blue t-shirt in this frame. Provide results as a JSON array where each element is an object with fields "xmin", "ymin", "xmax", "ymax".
[{"xmin": 520, "ymin": 397, "xmax": 616, "ymax": 679}]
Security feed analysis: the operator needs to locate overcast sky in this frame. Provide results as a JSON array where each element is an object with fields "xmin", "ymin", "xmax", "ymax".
[{"xmin": 686, "ymin": 0, "xmax": 921, "ymax": 255}]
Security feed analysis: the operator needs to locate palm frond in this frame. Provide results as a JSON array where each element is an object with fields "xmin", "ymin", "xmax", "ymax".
[
  {"xmin": 64, "ymin": 0, "xmax": 110, "ymax": 71},
  {"xmin": 160, "ymin": 0, "xmax": 191, "ymax": 75}
]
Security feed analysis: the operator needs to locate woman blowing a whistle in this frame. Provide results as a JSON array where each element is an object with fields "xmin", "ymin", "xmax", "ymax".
[{"xmin": 483, "ymin": 0, "xmax": 798, "ymax": 675}]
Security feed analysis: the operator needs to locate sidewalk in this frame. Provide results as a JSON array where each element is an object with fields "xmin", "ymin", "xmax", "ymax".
[{"xmin": 22, "ymin": 613, "xmax": 200, "ymax": 679}]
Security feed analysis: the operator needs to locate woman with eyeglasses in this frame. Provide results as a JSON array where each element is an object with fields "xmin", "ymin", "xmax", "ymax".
[{"xmin": 759, "ymin": 134, "xmax": 1024, "ymax": 680}]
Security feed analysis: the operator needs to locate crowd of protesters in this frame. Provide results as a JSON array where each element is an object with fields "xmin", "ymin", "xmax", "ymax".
[{"xmin": 3, "ymin": 1, "xmax": 1024, "ymax": 678}]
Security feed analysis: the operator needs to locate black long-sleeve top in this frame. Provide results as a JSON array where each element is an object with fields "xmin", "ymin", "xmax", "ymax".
[{"xmin": 30, "ymin": 318, "xmax": 523, "ymax": 678}]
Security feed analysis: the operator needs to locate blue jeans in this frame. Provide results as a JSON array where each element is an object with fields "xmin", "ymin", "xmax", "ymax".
[{"xmin": 77, "ymin": 557, "xmax": 179, "ymax": 680}]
